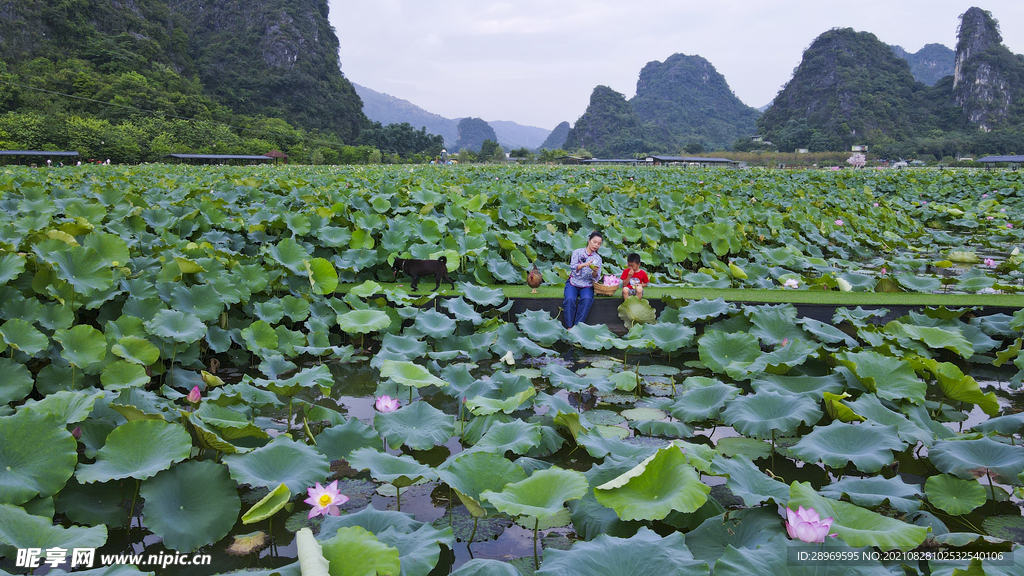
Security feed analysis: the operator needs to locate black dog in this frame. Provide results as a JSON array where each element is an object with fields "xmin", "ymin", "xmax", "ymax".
[{"xmin": 392, "ymin": 256, "xmax": 455, "ymax": 291}]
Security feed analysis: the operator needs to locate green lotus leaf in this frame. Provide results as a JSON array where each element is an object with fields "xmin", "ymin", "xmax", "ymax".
[
  {"xmin": 674, "ymin": 298, "xmax": 735, "ymax": 322},
  {"xmin": 799, "ymin": 317, "xmax": 858, "ymax": 346},
  {"xmin": 973, "ymin": 412, "xmax": 1024, "ymax": 436},
  {"xmin": 466, "ymin": 387, "xmax": 537, "ymax": 415},
  {"xmin": 242, "ymin": 482, "xmax": 291, "ymax": 524},
  {"xmin": 698, "ymin": 330, "xmax": 761, "ymax": 377},
  {"xmin": 254, "ymin": 299, "xmax": 286, "ymax": 324},
  {"xmin": 833, "ymin": 350, "xmax": 925, "ymax": 405},
  {"xmin": 930, "ymin": 437, "xmax": 1024, "ymax": 484},
  {"xmin": 48, "ymin": 245, "xmax": 114, "ymax": 295},
  {"xmin": 316, "ymin": 418, "xmax": 381, "ymax": 461},
  {"xmin": 53, "ymin": 325, "xmax": 107, "ymax": 369},
  {"xmin": 631, "ymin": 420, "xmax": 693, "ymax": 438},
  {"xmin": 594, "ymin": 445, "xmax": 710, "ymax": 521},
  {"xmin": 883, "ymin": 321, "xmax": 974, "ymax": 358},
  {"xmin": 20, "ymin": 389, "xmax": 106, "ymax": 424},
  {"xmin": 173, "ymin": 256, "xmax": 206, "ymax": 274},
  {"xmin": 567, "ymin": 323, "xmax": 629, "ymax": 350},
  {"xmin": 0, "ymin": 357, "xmax": 33, "ymax": 403},
  {"xmin": 721, "ymin": 390, "xmax": 821, "ymax": 439},
  {"xmin": 715, "ymin": 436, "xmax": 772, "ymax": 460},
  {"xmin": 168, "ymin": 283, "xmax": 226, "ymax": 322},
  {"xmin": 375, "ymin": 522, "xmax": 453, "ymax": 576},
  {"xmin": 0, "ymin": 503, "xmax": 107, "ymax": 558},
  {"xmin": 0, "ymin": 411, "xmax": 77, "ymax": 505},
  {"xmin": 471, "ymin": 420, "xmax": 543, "ymax": 455},
  {"xmin": 981, "ymin": 516, "xmax": 1024, "ymax": 544},
  {"xmin": 788, "ymin": 481, "xmax": 929, "ymax": 550},
  {"xmin": 380, "ymin": 359, "xmax": 447, "ymax": 389},
  {"xmin": 911, "ymin": 357, "xmax": 999, "ymax": 416},
  {"xmin": 925, "ymin": 474, "xmax": 986, "ymax": 516},
  {"xmin": 845, "ymin": 393, "xmax": 936, "ymax": 446},
  {"xmin": 413, "ymin": 309, "xmax": 457, "ymax": 339},
  {"xmin": 240, "ymin": 319, "xmax": 278, "ymax": 354},
  {"xmin": 110, "ymin": 335, "xmax": 161, "ymax": 366},
  {"xmin": 894, "ymin": 273, "xmax": 941, "ymax": 293},
  {"xmin": 0, "ymin": 252, "xmax": 26, "ymax": 285},
  {"xmin": 481, "ymin": 466, "xmax": 587, "ymax": 527},
  {"xmin": 620, "ymin": 407, "xmax": 667, "ymax": 421},
  {"xmin": 222, "ymin": 437, "xmax": 330, "ymax": 494},
  {"xmin": 823, "ymin": 392, "xmax": 865, "ymax": 423},
  {"xmin": 337, "ymin": 309, "xmax": 392, "ymax": 335},
  {"xmin": 451, "ymin": 559, "xmax": 521, "ymax": 576},
  {"xmin": 713, "ymin": 532, "xmax": 887, "ymax": 576},
  {"xmin": 320, "ymin": 525, "xmax": 400, "ymax": 576},
  {"xmin": 0, "ymin": 318, "xmax": 49, "ymax": 355},
  {"xmin": 669, "ymin": 383, "xmax": 740, "ymax": 423},
  {"xmin": 443, "ymin": 296, "xmax": 485, "ymax": 325},
  {"xmin": 347, "ymin": 448, "xmax": 437, "ymax": 487},
  {"xmin": 320, "ymin": 504, "xmax": 424, "ymax": 539},
  {"xmin": 685, "ymin": 507, "xmax": 788, "ymax": 564},
  {"xmin": 76, "ymin": 419, "xmax": 192, "ymax": 483},
  {"xmin": 53, "ymin": 477, "xmax": 131, "ymax": 528},
  {"xmin": 741, "ymin": 339, "xmax": 819, "ymax": 378},
  {"xmin": 536, "ymin": 528, "xmax": 708, "ymax": 576},
  {"xmin": 305, "ymin": 257, "xmax": 339, "ymax": 295},
  {"xmin": 617, "ymin": 298, "xmax": 657, "ymax": 330},
  {"xmin": 139, "ymin": 460, "xmax": 241, "ymax": 552},
  {"xmin": 145, "ymin": 309, "xmax": 207, "ymax": 343},
  {"xmin": 751, "ymin": 374, "xmax": 845, "ymax": 398},
  {"xmin": 746, "ymin": 304, "xmax": 810, "ymax": 345},
  {"xmin": 458, "ymin": 282, "xmax": 506, "ymax": 306},
  {"xmin": 640, "ymin": 322, "xmax": 696, "ymax": 353},
  {"xmin": 191, "ymin": 403, "xmax": 268, "ymax": 440},
  {"xmin": 820, "ymin": 475, "xmax": 923, "ymax": 513},
  {"xmin": 375, "ymin": 401, "xmax": 454, "ymax": 451},
  {"xmin": 267, "ymin": 237, "xmax": 311, "ymax": 274},
  {"xmin": 100, "ymin": 361, "xmax": 151, "ymax": 390},
  {"xmin": 438, "ymin": 451, "xmax": 529, "ymax": 518},
  {"xmin": 790, "ymin": 421, "xmax": 905, "ymax": 473},
  {"xmin": 710, "ymin": 454, "xmax": 790, "ymax": 506}
]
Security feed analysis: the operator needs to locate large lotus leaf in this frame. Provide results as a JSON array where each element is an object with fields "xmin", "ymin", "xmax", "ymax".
[
  {"xmin": 471, "ymin": 420, "xmax": 543, "ymax": 456},
  {"xmin": 833, "ymin": 350, "xmax": 925, "ymax": 405},
  {"xmin": 536, "ymin": 527, "xmax": 708, "ymax": 576},
  {"xmin": 53, "ymin": 477, "xmax": 130, "ymax": 528},
  {"xmin": 438, "ymin": 451, "xmax": 528, "ymax": 518},
  {"xmin": 190, "ymin": 403, "xmax": 267, "ymax": 440},
  {"xmin": 883, "ymin": 321, "xmax": 974, "ymax": 358},
  {"xmin": 140, "ymin": 459, "xmax": 241, "ymax": 552},
  {"xmin": 640, "ymin": 322, "xmax": 696, "ymax": 354},
  {"xmin": 713, "ymin": 532, "xmax": 890, "ymax": 576},
  {"xmin": 318, "ymin": 525, "xmax": 400, "ymax": 576},
  {"xmin": 380, "ymin": 360, "xmax": 447, "ymax": 389},
  {"xmin": 267, "ymin": 237, "xmax": 311, "ymax": 274},
  {"xmin": 721, "ymin": 390, "xmax": 821, "ymax": 439},
  {"xmin": 567, "ymin": 323, "xmax": 629, "ymax": 350},
  {"xmin": 76, "ymin": 419, "xmax": 191, "ymax": 484},
  {"xmin": 222, "ymin": 437, "xmax": 330, "ymax": 494},
  {"xmin": 481, "ymin": 467, "xmax": 587, "ymax": 526},
  {"xmin": 845, "ymin": 393, "xmax": 935, "ymax": 446},
  {"xmin": 0, "ymin": 357, "xmax": 33, "ymax": 404},
  {"xmin": 144, "ymin": 309, "xmax": 207, "ymax": 343},
  {"xmin": 617, "ymin": 298, "xmax": 657, "ymax": 330},
  {"xmin": 337, "ymin": 309, "xmax": 391, "ymax": 335},
  {"xmin": 0, "ymin": 503, "xmax": 107, "ymax": 558},
  {"xmin": 669, "ymin": 383, "xmax": 740, "ymax": 423},
  {"xmin": 380, "ymin": 333, "xmax": 428, "ymax": 359},
  {"xmin": 911, "ymin": 357, "xmax": 999, "ymax": 416},
  {"xmin": 168, "ymin": 283, "xmax": 226, "ymax": 322},
  {"xmin": 750, "ymin": 373, "xmax": 845, "ymax": 398},
  {"xmin": 242, "ymin": 482, "xmax": 291, "ymax": 524},
  {"xmin": 799, "ymin": 317, "xmax": 858, "ymax": 347},
  {"xmin": 0, "ymin": 318, "xmax": 49, "ymax": 355},
  {"xmin": 674, "ymin": 298, "xmax": 735, "ymax": 322},
  {"xmin": 412, "ymin": 309, "xmax": 457, "ymax": 340},
  {"xmin": 930, "ymin": 437, "xmax": 1024, "ymax": 484},
  {"xmin": 376, "ymin": 522, "xmax": 453, "ymax": 576},
  {"xmin": 306, "ymin": 257, "xmax": 339, "ymax": 295},
  {"xmin": 684, "ymin": 507, "xmax": 788, "ymax": 564},
  {"xmin": 443, "ymin": 297, "xmax": 485, "ymax": 325},
  {"xmin": 788, "ymin": 481, "xmax": 929, "ymax": 550},
  {"xmin": 820, "ymin": 475, "xmax": 922, "ymax": 513},
  {"xmin": 740, "ymin": 339, "xmax": 819, "ymax": 378},
  {"xmin": 19, "ymin": 389, "xmax": 105, "ymax": 424},
  {"xmin": 710, "ymin": 454, "xmax": 789, "ymax": 506},
  {"xmin": 790, "ymin": 421, "xmax": 906, "ymax": 473},
  {"xmin": 53, "ymin": 325, "xmax": 107, "ymax": 369},
  {"xmin": 259, "ymin": 364, "xmax": 334, "ymax": 397},
  {"xmin": 458, "ymin": 283, "xmax": 506, "ymax": 306},
  {"xmin": 746, "ymin": 304, "xmax": 810, "ymax": 345},
  {"xmin": 0, "ymin": 411, "xmax": 77, "ymax": 505},
  {"xmin": 698, "ymin": 330, "xmax": 761, "ymax": 377},
  {"xmin": 374, "ymin": 401, "xmax": 454, "ymax": 451},
  {"xmin": 48, "ymin": 245, "xmax": 114, "ymax": 295},
  {"xmin": 974, "ymin": 412, "xmax": 1024, "ymax": 436},
  {"xmin": 894, "ymin": 273, "xmax": 941, "ymax": 293},
  {"xmin": 347, "ymin": 448, "xmax": 437, "ymax": 487},
  {"xmin": 925, "ymin": 474, "xmax": 986, "ymax": 516},
  {"xmin": 594, "ymin": 445, "xmax": 710, "ymax": 521},
  {"xmin": 316, "ymin": 418, "xmax": 381, "ymax": 461},
  {"xmin": 0, "ymin": 252, "xmax": 26, "ymax": 285},
  {"xmin": 451, "ymin": 559, "xmax": 521, "ymax": 576},
  {"xmin": 110, "ymin": 336, "xmax": 161, "ymax": 366},
  {"xmin": 517, "ymin": 310, "xmax": 566, "ymax": 346},
  {"xmin": 320, "ymin": 505, "xmax": 425, "ymax": 541},
  {"xmin": 466, "ymin": 387, "xmax": 537, "ymax": 415}
]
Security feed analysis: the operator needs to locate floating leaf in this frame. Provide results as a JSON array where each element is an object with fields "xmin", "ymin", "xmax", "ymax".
[
  {"xmin": 0, "ymin": 411, "xmax": 77, "ymax": 505},
  {"xmin": 319, "ymin": 526, "xmax": 400, "ymax": 576},
  {"xmin": 820, "ymin": 476, "xmax": 923, "ymax": 513},
  {"xmin": 223, "ymin": 437, "xmax": 331, "ymax": 494},
  {"xmin": 925, "ymin": 474, "xmax": 986, "ymax": 516},
  {"xmin": 379, "ymin": 360, "xmax": 447, "ymax": 389},
  {"xmin": 536, "ymin": 528, "xmax": 707, "ymax": 576},
  {"xmin": 833, "ymin": 350, "xmax": 925, "ymax": 405},
  {"xmin": 595, "ymin": 446, "xmax": 710, "ymax": 521},
  {"xmin": 76, "ymin": 420, "xmax": 192, "ymax": 483},
  {"xmin": 375, "ymin": 401, "xmax": 455, "ymax": 451},
  {"xmin": 481, "ymin": 467, "xmax": 587, "ymax": 527},
  {"xmin": 140, "ymin": 460, "xmax": 241, "ymax": 552},
  {"xmin": 721, "ymin": 390, "xmax": 821, "ymax": 439},
  {"xmin": 438, "ymin": 452, "xmax": 528, "ymax": 518},
  {"xmin": 930, "ymin": 437, "xmax": 1024, "ymax": 484},
  {"xmin": 790, "ymin": 421, "xmax": 906, "ymax": 473},
  {"xmin": 0, "ymin": 503, "xmax": 107, "ymax": 558}
]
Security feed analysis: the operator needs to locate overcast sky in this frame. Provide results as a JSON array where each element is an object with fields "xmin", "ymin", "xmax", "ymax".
[{"xmin": 329, "ymin": 1, "xmax": 1024, "ymax": 131}]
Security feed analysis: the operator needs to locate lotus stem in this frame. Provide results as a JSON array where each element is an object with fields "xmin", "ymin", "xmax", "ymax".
[
  {"xmin": 303, "ymin": 417, "xmax": 317, "ymax": 446},
  {"xmin": 533, "ymin": 517, "xmax": 540, "ymax": 570},
  {"xmin": 396, "ymin": 486, "xmax": 401, "ymax": 511},
  {"xmin": 287, "ymin": 399, "xmax": 293, "ymax": 431},
  {"xmin": 130, "ymin": 479, "xmax": 141, "ymax": 533},
  {"xmin": 468, "ymin": 516, "xmax": 478, "ymax": 544},
  {"xmin": 987, "ymin": 470, "xmax": 996, "ymax": 507}
]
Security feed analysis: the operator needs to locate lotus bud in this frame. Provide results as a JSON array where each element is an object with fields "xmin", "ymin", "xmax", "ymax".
[
  {"xmin": 71, "ymin": 426, "xmax": 82, "ymax": 440},
  {"xmin": 500, "ymin": 350, "xmax": 515, "ymax": 366},
  {"xmin": 187, "ymin": 385, "xmax": 202, "ymax": 404}
]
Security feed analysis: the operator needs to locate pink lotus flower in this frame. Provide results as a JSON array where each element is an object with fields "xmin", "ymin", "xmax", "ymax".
[
  {"xmin": 987, "ymin": 216, "xmax": 995, "ymax": 220},
  {"xmin": 784, "ymin": 278, "xmax": 800, "ymax": 289},
  {"xmin": 834, "ymin": 219, "xmax": 843, "ymax": 226},
  {"xmin": 983, "ymin": 193, "xmax": 989, "ymax": 198},
  {"xmin": 984, "ymin": 258, "xmax": 997, "ymax": 268},
  {"xmin": 304, "ymin": 480, "xmax": 348, "ymax": 518},
  {"xmin": 375, "ymin": 395, "xmax": 400, "ymax": 413},
  {"xmin": 785, "ymin": 506, "xmax": 837, "ymax": 543},
  {"xmin": 1009, "ymin": 224, "xmax": 1014, "ymax": 229},
  {"xmin": 187, "ymin": 385, "xmax": 201, "ymax": 404},
  {"xmin": 1001, "ymin": 208, "xmax": 1006, "ymax": 212},
  {"xmin": 872, "ymin": 202, "xmax": 879, "ymax": 207},
  {"xmin": 880, "ymin": 267, "xmax": 887, "ymax": 276}
]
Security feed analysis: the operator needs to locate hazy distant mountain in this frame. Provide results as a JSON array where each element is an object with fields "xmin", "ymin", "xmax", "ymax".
[
  {"xmin": 890, "ymin": 43, "xmax": 955, "ymax": 85},
  {"xmin": 352, "ymin": 83, "xmax": 551, "ymax": 150},
  {"xmin": 540, "ymin": 121, "xmax": 571, "ymax": 149}
]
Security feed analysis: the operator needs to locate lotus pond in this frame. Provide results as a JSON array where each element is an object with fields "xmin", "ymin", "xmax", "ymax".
[{"xmin": 3, "ymin": 164, "xmax": 1024, "ymax": 575}]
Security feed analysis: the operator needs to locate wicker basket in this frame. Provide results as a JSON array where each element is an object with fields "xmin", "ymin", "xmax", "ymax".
[{"xmin": 593, "ymin": 283, "xmax": 619, "ymax": 297}]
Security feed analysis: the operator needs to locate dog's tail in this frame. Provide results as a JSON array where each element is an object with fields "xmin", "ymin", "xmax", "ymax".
[{"xmin": 437, "ymin": 256, "xmax": 447, "ymax": 264}]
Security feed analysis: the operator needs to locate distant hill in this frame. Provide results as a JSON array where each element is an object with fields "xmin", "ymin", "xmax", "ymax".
[
  {"xmin": 564, "ymin": 86, "xmax": 661, "ymax": 157},
  {"xmin": 454, "ymin": 118, "xmax": 498, "ymax": 153},
  {"xmin": 952, "ymin": 7, "xmax": 1024, "ymax": 130},
  {"xmin": 891, "ymin": 43, "xmax": 955, "ymax": 86},
  {"xmin": 352, "ymin": 84, "xmax": 551, "ymax": 150},
  {"xmin": 540, "ymin": 122, "xmax": 571, "ymax": 150}
]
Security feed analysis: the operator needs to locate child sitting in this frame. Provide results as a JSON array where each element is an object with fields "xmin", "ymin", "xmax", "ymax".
[{"xmin": 620, "ymin": 253, "xmax": 650, "ymax": 299}]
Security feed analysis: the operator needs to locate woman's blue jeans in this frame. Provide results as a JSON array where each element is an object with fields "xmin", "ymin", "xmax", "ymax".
[{"xmin": 563, "ymin": 282, "xmax": 594, "ymax": 328}]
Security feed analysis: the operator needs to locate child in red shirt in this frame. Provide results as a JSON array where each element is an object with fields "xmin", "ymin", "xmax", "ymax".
[{"xmin": 620, "ymin": 253, "xmax": 650, "ymax": 299}]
